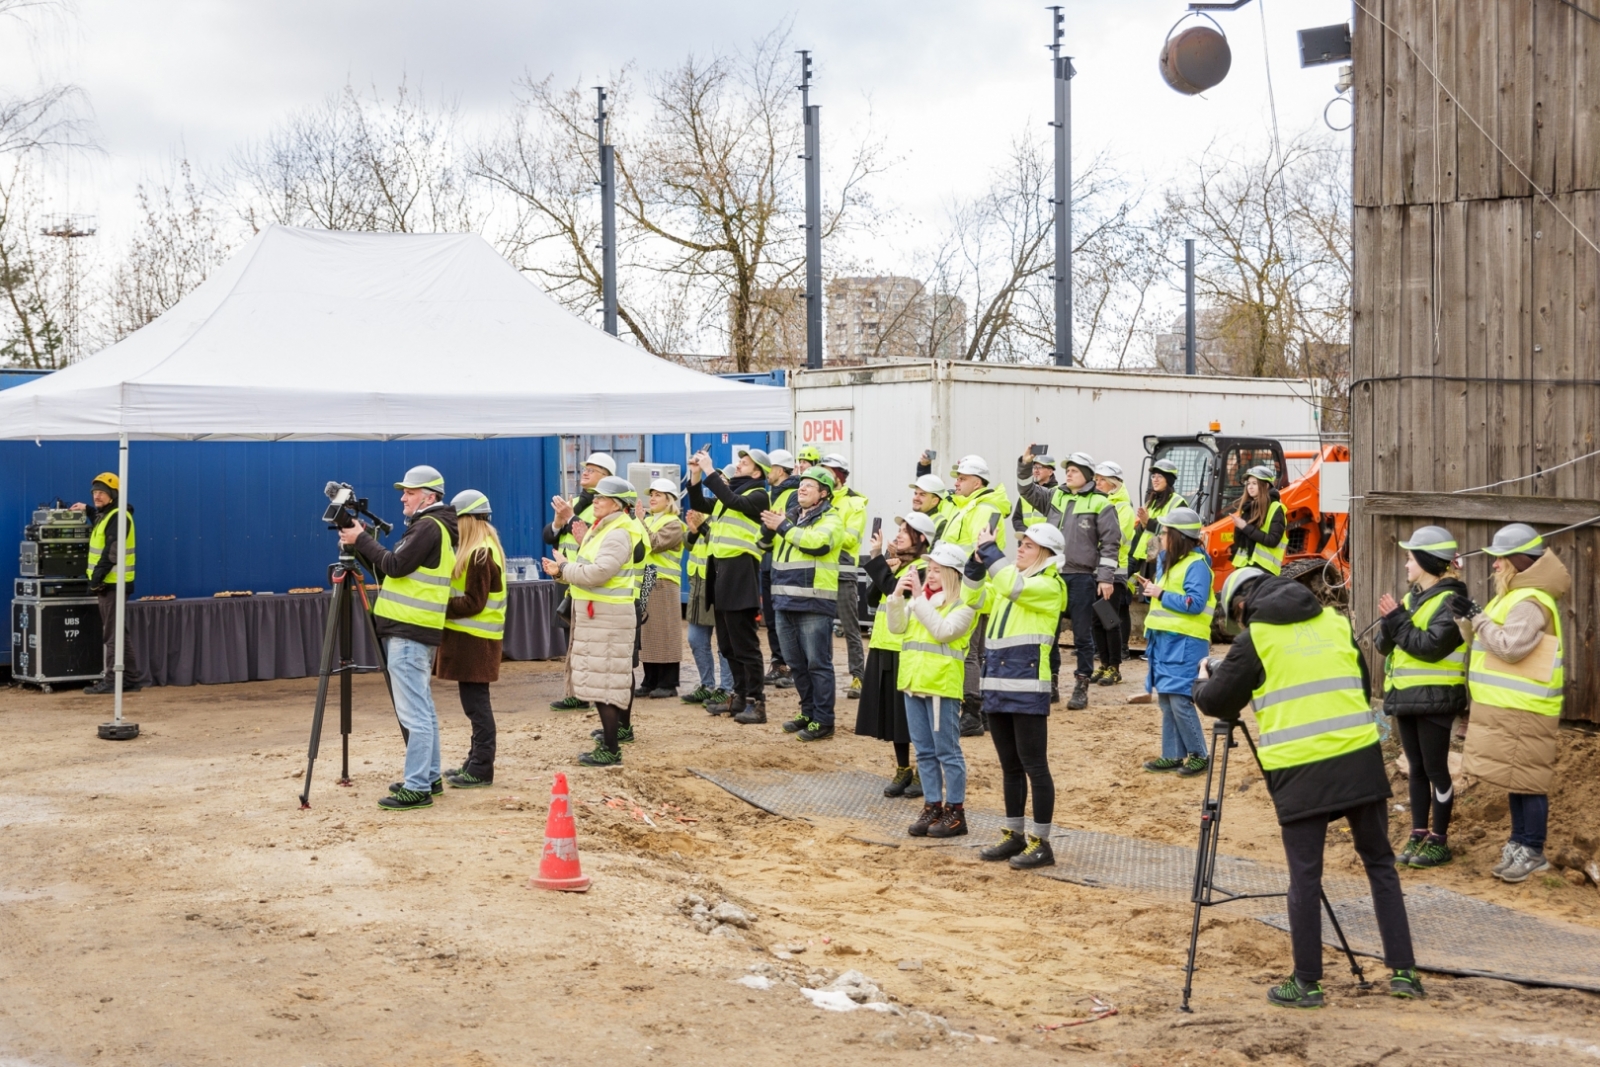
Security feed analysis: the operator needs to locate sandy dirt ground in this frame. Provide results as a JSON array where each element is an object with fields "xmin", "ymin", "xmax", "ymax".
[{"xmin": 2, "ymin": 640, "xmax": 1599, "ymax": 1067}]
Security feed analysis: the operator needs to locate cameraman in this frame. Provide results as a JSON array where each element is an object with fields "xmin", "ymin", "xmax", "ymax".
[
  {"xmin": 339, "ymin": 465, "xmax": 458, "ymax": 812},
  {"xmin": 1194, "ymin": 568, "xmax": 1422, "ymax": 1008}
]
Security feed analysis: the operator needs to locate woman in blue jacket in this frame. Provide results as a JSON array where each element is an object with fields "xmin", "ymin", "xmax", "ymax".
[{"xmin": 1136, "ymin": 507, "xmax": 1216, "ymax": 776}]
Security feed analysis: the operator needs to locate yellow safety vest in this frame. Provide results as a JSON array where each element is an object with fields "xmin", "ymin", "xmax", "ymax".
[
  {"xmin": 1232, "ymin": 499, "xmax": 1287, "ymax": 575},
  {"xmin": 1468, "ymin": 587, "xmax": 1564, "ymax": 716},
  {"xmin": 87, "ymin": 507, "xmax": 136, "ymax": 582},
  {"xmin": 981, "ymin": 560, "xmax": 1067, "ymax": 702},
  {"xmin": 687, "ymin": 528, "xmax": 709, "ymax": 580},
  {"xmin": 1142, "ymin": 551, "xmax": 1215, "ymax": 641},
  {"xmin": 1131, "ymin": 493, "xmax": 1189, "ymax": 563},
  {"xmin": 1384, "ymin": 588, "xmax": 1467, "ymax": 692},
  {"xmin": 771, "ymin": 504, "xmax": 844, "ymax": 607},
  {"xmin": 869, "ymin": 558, "xmax": 927, "ymax": 653},
  {"xmin": 643, "ymin": 511, "xmax": 682, "ymax": 585},
  {"xmin": 943, "ymin": 483, "xmax": 1010, "ymax": 552},
  {"xmin": 568, "ymin": 513, "xmax": 639, "ymax": 606},
  {"xmin": 373, "ymin": 515, "xmax": 457, "ymax": 630},
  {"xmin": 1249, "ymin": 608, "xmax": 1377, "ymax": 771},
  {"xmin": 558, "ymin": 496, "xmax": 595, "ymax": 557},
  {"xmin": 708, "ymin": 482, "xmax": 766, "ymax": 561},
  {"xmin": 1107, "ymin": 485, "xmax": 1136, "ymax": 576},
  {"xmin": 896, "ymin": 592, "xmax": 983, "ymax": 699},
  {"xmin": 443, "ymin": 539, "xmax": 507, "ymax": 640}
]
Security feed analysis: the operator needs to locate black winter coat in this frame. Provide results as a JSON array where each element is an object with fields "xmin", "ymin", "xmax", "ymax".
[
  {"xmin": 1193, "ymin": 576, "xmax": 1390, "ymax": 825},
  {"xmin": 1373, "ymin": 577, "xmax": 1470, "ymax": 718},
  {"xmin": 352, "ymin": 503, "xmax": 460, "ymax": 647},
  {"xmin": 689, "ymin": 472, "xmax": 769, "ymax": 612}
]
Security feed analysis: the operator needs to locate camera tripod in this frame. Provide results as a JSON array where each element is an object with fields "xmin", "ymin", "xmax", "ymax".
[
  {"xmin": 1180, "ymin": 717, "xmax": 1369, "ymax": 1012},
  {"xmin": 298, "ymin": 550, "xmax": 400, "ymax": 808}
]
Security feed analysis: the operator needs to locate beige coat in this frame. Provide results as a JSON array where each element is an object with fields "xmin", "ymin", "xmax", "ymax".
[
  {"xmin": 1460, "ymin": 549, "xmax": 1570, "ymax": 794},
  {"xmin": 640, "ymin": 512, "xmax": 685, "ymax": 664},
  {"xmin": 559, "ymin": 513, "xmax": 638, "ymax": 708}
]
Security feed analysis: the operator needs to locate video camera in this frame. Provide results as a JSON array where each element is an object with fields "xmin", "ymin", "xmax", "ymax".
[{"xmin": 322, "ymin": 482, "xmax": 394, "ymax": 535}]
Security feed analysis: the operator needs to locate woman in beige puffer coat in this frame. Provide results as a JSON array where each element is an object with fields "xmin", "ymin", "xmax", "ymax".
[{"xmin": 544, "ymin": 476, "xmax": 644, "ymax": 767}]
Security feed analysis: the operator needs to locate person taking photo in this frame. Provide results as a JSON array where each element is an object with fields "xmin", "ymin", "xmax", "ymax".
[
  {"xmin": 759, "ymin": 467, "xmax": 844, "ymax": 736},
  {"xmin": 855, "ymin": 512, "xmax": 935, "ymax": 797},
  {"xmin": 1136, "ymin": 507, "xmax": 1215, "ymax": 778},
  {"xmin": 688, "ymin": 447, "xmax": 771, "ymax": 722},
  {"xmin": 636, "ymin": 479, "xmax": 686, "ymax": 699},
  {"xmin": 761, "ymin": 449, "xmax": 801, "ymax": 689}
]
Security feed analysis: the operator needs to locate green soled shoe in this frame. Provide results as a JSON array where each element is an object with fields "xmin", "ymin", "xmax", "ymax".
[
  {"xmin": 681, "ymin": 685, "xmax": 713, "ymax": 704},
  {"xmin": 1398, "ymin": 832, "xmax": 1427, "ymax": 864},
  {"xmin": 1176, "ymin": 755, "xmax": 1209, "ymax": 778},
  {"xmin": 390, "ymin": 778, "xmax": 444, "ymax": 795},
  {"xmin": 782, "ymin": 714, "xmax": 812, "ymax": 735},
  {"xmin": 1389, "ymin": 969, "xmax": 1426, "ymax": 999},
  {"xmin": 589, "ymin": 724, "xmax": 636, "ymax": 744},
  {"xmin": 796, "ymin": 722, "xmax": 835, "ymax": 742},
  {"xmin": 446, "ymin": 770, "xmax": 493, "ymax": 789},
  {"xmin": 577, "ymin": 743, "xmax": 623, "ymax": 767},
  {"xmin": 1407, "ymin": 837, "xmax": 1452, "ymax": 868},
  {"xmin": 379, "ymin": 788, "xmax": 434, "ymax": 811},
  {"xmin": 550, "ymin": 696, "xmax": 592, "ymax": 712},
  {"xmin": 1143, "ymin": 757, "xmax": 1183, "ymax": 773},
  {"xmin": 1266, "ymin": 975, "xmax": 1324, "ymax": 1009}
]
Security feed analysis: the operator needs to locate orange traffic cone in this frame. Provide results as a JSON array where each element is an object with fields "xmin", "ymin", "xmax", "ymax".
[{"xmin": 530, "ymin": 772, "xmax": 591, "ymax": 892}]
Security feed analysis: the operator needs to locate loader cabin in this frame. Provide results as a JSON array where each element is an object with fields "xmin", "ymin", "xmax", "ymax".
[{"xmin": 1141, "ymin": 433, "xmax": 1285, "ymax": 526}]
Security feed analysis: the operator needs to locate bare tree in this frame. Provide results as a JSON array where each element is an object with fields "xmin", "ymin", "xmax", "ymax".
[
  {"xmin": 105, "ymin": 158, "xmax": 232, "ymax": 340},
  {"xmin": 0, "ymin": 0, "xmax": 89, "ymax": 157},
  {"xmin": 0, "ymin": 157, "xmax": 65, "ymax": 366}
]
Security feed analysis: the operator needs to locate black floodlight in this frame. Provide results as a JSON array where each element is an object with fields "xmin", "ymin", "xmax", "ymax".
[{"xmin": 1298, "ymin": 23, "xmax": 1351, "ymax": 67}]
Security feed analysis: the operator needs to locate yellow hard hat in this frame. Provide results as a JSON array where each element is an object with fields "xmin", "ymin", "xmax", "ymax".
[{"xmin": 92, "ymin": 472, "xmax": 120, "ymax": 492}]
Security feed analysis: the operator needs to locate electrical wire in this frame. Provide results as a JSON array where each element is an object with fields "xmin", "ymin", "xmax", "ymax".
[
  {"xmin": 1457, "ymin": 512, "xmax": 1600, "ymax": 559},
  {"xmin": 1455, "ymin": 444, "xmax": 1600, "ymax": 494},
  {"xmin": 1554, "ymin": 0, "xmax": 1600, "ymax": 26},
  {"xmin": 1257, "ymin": 0, "xmax": 1282, "ymax": 174}
]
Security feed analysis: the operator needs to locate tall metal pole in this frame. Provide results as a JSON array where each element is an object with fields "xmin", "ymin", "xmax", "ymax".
[
  {"xmin": 1049, "ymin": 8, "xmax": 1075, "ymax": 367},
  {"xmin": 595, "ymin": 87, "xmax": 618, "ymax": 337},
  {"xmin": 1185, "ymin": 238, "xmax": 1197, "ymax": 375},
  {"xmin": 799, "ymin": 51, "xmax": 823, "ymax": 371}
]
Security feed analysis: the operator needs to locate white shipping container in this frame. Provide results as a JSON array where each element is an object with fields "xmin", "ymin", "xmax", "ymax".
[{"xmin": 791, "ymin": 360, "xmax": 1324, "ymax": 535}]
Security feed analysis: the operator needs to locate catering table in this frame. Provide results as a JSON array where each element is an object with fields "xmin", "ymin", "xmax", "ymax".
[{"xmin": 127, "ymin": 580, "xmax": 565, "ymax": 687}]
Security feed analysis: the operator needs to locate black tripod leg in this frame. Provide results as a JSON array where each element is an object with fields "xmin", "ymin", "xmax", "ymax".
[
  {"xmin": 1182, "ymin": 719, "xmax": 1233, "ymax": 1012},
  {"xmin": 338, "ymin": 569, "xmax": 355, "ymax": 786},
  {"xmin": 1319, "ymin": 892, "xmax": 1370, "ymax": 987},
  {"xmin": 300, "ymin": 578, "xmax": 347, "ymax": 808}
]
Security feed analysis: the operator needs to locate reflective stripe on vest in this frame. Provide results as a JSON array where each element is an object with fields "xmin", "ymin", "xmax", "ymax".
[
  {"xmin": 896, "ymin": 600, "xmax": 978, "ymax": 698},
  {"xmin": 835, "ymin": 489, "xmax": 869, "ymax": 575},
  {"xmin": 1233, "ymin": 499, "xmax": 1286, "ymax": 575},
  {"xmin": 1384, "ymin": 589, "xmax": 1467, "ymax": 691},
  {"xmin": 643, "ymin": 512, "xmax": 683, "ymax": 582},
  {"xmin": 869, "ymin": 559, "xmax": 926, "ymax": 652},
  {"xmin": 771, "ymin": 504, "xmax": 844, "ymax": 607},
  {"xmin": 709, "ymin": 487, "xmax": 765, "ymax": 560},
  {"xmin": 981, "ymin": 676, "xmax": 1052, "ymax": 693},
  {"xmin": 1108, "ymin": 488, "xmax": 1136, "ymax": 574},
  {"xmin": 1131, "ymin": 493, "xmax": 1188, "ymax": 562},
  {"xmin": 374, "ymin": 516, "xmax": 457, "ymax": 629},
  {"xmin": 558, "ymin": 497, "xmax": 594, "ymax": 556},
  {"xmin": 945, "ymin": 485, "xmax": 1009, "ymax": 553},
  {"xmin": 569, "ymin": 515, "xmax": 638, "ymax": 605},
  {"xmin": 87, "ymin": 508, "xmax": 137, "ymax": 582},
  {"xmin": 444, "ymin": 539, "xmax": 507, "ymax": 639},
  {"xmin": 687, "ymin": 531, "xmax": 709, "ymax": 579},
  {"xmin": 1467, "ymin": 587, "xmax": 1564, "ymax": 716},
  {"xmin": 1249, "ymin": 608, "xmax": 1377, "ymax": 771},
  {"xmin": 1142, "ymin": 551, "xmax": 1215, "ymax": 641}
]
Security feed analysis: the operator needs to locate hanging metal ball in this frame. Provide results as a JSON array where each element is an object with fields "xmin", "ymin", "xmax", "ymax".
[{"xmin": 1160, "ymin": 25, "xmax": 1232, "ymax": 95}]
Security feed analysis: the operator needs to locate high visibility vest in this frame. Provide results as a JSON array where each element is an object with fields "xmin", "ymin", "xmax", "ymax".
[
  {"xmin": 1016, "ymin": 482, "xmax": 1053, "ymax": 528},
  {"xmin": 1130, "ymin": 492, "xmax": 1189, "ymax": 563},
  {"xmin": 981, "ymin": 560, "xmax": 1067, "ymax": 710},
  {"xmin": 772, "ymin": 482, "xmax": 799, "ymax": 515},
  {"xmin": 558, "ymin": 496, "xmax": 595, "ymax": 557},
  {"xmin": 1249, "ymin": 608, "xmax": 1377, "ymax": 771},
  {"xmin": 373, "ymin": 515, "xmax": 457, "ymax": 630},
  {"xmin": 771, "ymin": 503, "xmax": 844, "ymax": 612},
  {"xmin": 1048, "ymin": 486, "xmax": 1115, "ymax": 577},
  {"xmin": 944, "ymin": 483, "xmax": 1010, "ymax": 552},
  {"xmin": 1468, "ymin": 587, "xmax": 1564, "ymax": 716},
  {"xmin": 623, "ymin": 516, "xmax": 648, "ymax": 596},
  {"xmin": 869, "ymin": 558, "xmax": 927, "ymax": 652},
  {"xmin": 1232, "ymin": 499, "xmax": 1287, "ymax": 575},
  {"xmin": 1107, "ymin": 485, "xmax": 1136, "ymax": 576},
  {"xmin": 444, "ymin": 539, "xmax": 507, "ymax": 640},
  {"xmin": 643, "ymin": 511, "xmax": 683, "ymax": 585},
  {"xmin": 708, "ymin": 482, "xmax": 766, "ymax": 561},
  {"xmin": 1142, "ymin": 551, "xmax": 1215, "ymax": 641},
  {"xmin": 687, "ymin": 528, "xmax": 709, "ymax": 580},
  {"xmin": 834, "ymin": 488, "xmax": 869, "ymax": 573},
  {"xmin": 87, "ymin": 507, "xmax": 136, "ymax": 582},
  {"xmin": 896, "ymin": 593, "xmax": 982, "ymax": 699},
  {"xmin": 1384, "ymin": 588, "xmax": 1467, "ymax": 692},
  {"xmin": 568, "ymin": 513, "xmax": 639, "ymax": 606},
  {"xmin": 924, "ymin": 497, "xmax": 958, "ymax": 543}
]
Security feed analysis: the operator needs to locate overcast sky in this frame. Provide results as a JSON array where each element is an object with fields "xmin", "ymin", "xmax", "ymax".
[{"xmin": 2, "ymin": 0, "xmax": 1354, "ymax": 270}]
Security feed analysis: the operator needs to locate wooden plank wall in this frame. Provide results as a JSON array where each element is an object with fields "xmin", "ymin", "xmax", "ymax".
[{"xmin": 1351, "ymin": 0, "xmax": 1600, "ymax": 722}]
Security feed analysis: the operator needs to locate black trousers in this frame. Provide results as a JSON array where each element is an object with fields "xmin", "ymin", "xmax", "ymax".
[
  {"xmin": 760, "ymin": 564, "xmax": 784, "ymax": 667},
  {"xmin": 1092, "ymin": 583, "xmax": 1131, "ymax": 668},
  {"xmin": 641, "ymin": 661, "xmax": 681, "ymax": 690},
  {"xmin": 715, "ymin": 607, "xmax": 764, "ymax": 702},
  {"xmin": 97, "ymin": 585, "xmax": 140, "ymax": 683},
  {"xmin": 1048, "ymin": 611, "xmax": 1065, "ymax": 684},
  {"xmin": 1396, "ymin": 713, "xmax": 1455, "ymax": 836},
  {"xmin": 1062, "ymin": 573, "xmax": 1098, "ymax": 679},
  {"xmin": 1279, "ymin": 800, "xmax": 1415, "ymax": 982},
  {"xmin": 988, "ymin": 712, "xmax": 1055, "ymax": 825},
  {"xmin": 456, "ymin": 682, "xmax": 496, "ymax": 780}
]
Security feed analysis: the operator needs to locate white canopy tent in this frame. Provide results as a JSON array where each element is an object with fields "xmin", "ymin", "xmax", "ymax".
[{"xmin": 0, "ymin": 226, "xmax": 789, "ymax": 729}]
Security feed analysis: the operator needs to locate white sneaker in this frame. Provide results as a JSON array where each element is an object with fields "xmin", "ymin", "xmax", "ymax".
[{"xmin": 1499, "ymin": 844, "xmax": 1551, "ymax": 884}]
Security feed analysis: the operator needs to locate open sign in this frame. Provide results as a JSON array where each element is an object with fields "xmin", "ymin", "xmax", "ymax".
[{"xmin": 797, "ymin": 410, "xmax": 852, "ymax": 449}]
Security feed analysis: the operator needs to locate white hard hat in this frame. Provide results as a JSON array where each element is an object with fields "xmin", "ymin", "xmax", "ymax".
[
  {"xmin": 584, "ymin": 452, "xmax": 617, "ymax": 476},
  {"xmin": 737, "ymin": 446, "xmax": 772, "ymax": 472},
  {"xmin": 909, "ymin": 473, "xmax": 948, "ymax": 496},
  {"xmin": 895, "ymin": 512, "xmax": 938, "ymax": 540},
  {"xmin": 649, "ymin": 478, "xmax": 680, "ymax": 498},
  {"xmin": 820, "ymin": 453, "xmax": 850, "ymax": 473},
  {"xmin": 928, "ymin": 541, "xmax": 970, "ymax": 569},
  {"xmin": 767, "ymin": 448, "xmax": 796, "ymax": 470},
  {"xmin": 951, "ymin": 455, "xmax": 990, "ymax": 478},
  {"xmin": 1020, "ymin": 523, "xmax": 1065, "ymax": 554},
  {"xmin": 1063, "ymin": 452, "xmax": 1096, "ymax": 477},
  {"xmin": 1093, "ymin": 460, "xmax": 1124, "ymax": 480}
]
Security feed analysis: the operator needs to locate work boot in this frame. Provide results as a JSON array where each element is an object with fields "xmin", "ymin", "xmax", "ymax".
[
  {"xmin": 846, "ymin": 677, "xmax": 863, "ymax": 700},
  {"xmin": 1407, "ymin": 836, "xmax": 1453, "ymax": 868},
  {"xmin": 589, "ymin": 724, "xmax": 636, "ymax": 744},
  {"xmin": 883, "ymin": 766, "xmax": 915, "ymax": 797},
  {"xmin": 775, "ymin": 674, "xmax": 797, "ymax": 690},
  {"xmin": 378, "ymin": 787, "xmax": 433, "ymax": 811},
  {"xmin": 390, "ymin": 778, "xmax": 444, "ymax": 795},
  {"xmin": 958, "ymin": 710, "xmax": 985, "ymax": 737},
  {"xmin": 1089, "ymin": 665, "xmax": 1111, "ymax": 685},
  {"xmin": 764, "ymin": 663, "xmax": 790, "ymax": 685},
  {"xmin": 1398, "ymin": 830, "xmax": 1427, "ymax": 865},
  {"xmin": 907, "ymin": 803, "xmax": 943, "ymax": 838},
  {"xmin": 549, "ymin": 696, "xmax": 592, "ymax": 712},
  {"xmin": 1050, "ymin": 682, "xmax": 1060, "ymax": 704},
  {"xmin": 781, "ymin": 713, "xmax": 812, "ymax": 734},
  {"xmin": 1389, "ymin": 969, "xmax": 1426, "ymax": 999},
  {"xmin": 577, "ymin": 743, "xmax": 622, "ymax": 767},
  {"xmin": 1008, "ymin": 835, "xmax": 1055, "ymax": 870},
  {"xmin": 1142, "ymin": 757, "xmax": 1183, "ymax": 773},
  {"xmin": 979, "ymin": 829, "xmax": 1027, "ymax": 862},
  {"xmin": 904, "ymin": 770, "xmax": 923, "ymax": 798},
  {"xmin": 1177, "ymin": 754, "xmax": 1209, "ymax": 777},
  {"xmin": 733, "ymin": 700, "xmax": 768, "ymax": 725},
  {"xmin": 925, "ymin": 804, "xmax": 968, "ymax": 838},
  {"xmin": 1096, "ymin": 666, "xmax": 1122, "ymax": 687},
  {"xmin": 84, "ymin": 679, "xmax": 115, "ymax": 695},
  {"xmin": 680, "ymin": 685, "xmax": 714, "ymax": 704},
  {"xmin": 1498, "ymin": 844, "xmax": 1550, "ymax": 883},
  {"xmin": 1266, "ymin": 975, "xmax": 1324, "ymax": 1009},
  {"xmin": 705, "ymin": 692, "xmax": 737, "ymax": 716},
  {"xmin": 1067, "ymin": 679, "xmax": 1090, "ymax": 710},
  {"xmin": 446, "ymin": 770, "xmax": 493, "ymax": 789},
  {"xmin": 796, "ymin": 721, "xmax": 834, "ymax": 742}
]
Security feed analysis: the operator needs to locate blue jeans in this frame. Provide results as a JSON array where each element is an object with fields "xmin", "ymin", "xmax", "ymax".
[
  {"xmin": 903, "ymin": 693, "xmax": 966, "ymax": 804},
  {"xmin": 688, "ymin": 621, "xmax": 732, "ymax": 690},
  {"xmin": 1509, "ymin": 792, "xmax": 1549, "ymax": 850},
  {"xmin": 1158, "ymin": 692, "xmax": 1208, "ymax": 760},
  {"xmin": 776, "ymin": 610, "xmax": 836, "ymax": 727},
  {"xmin": 385, "ymin": 637, "xmax": 441, "ymax": 792}
]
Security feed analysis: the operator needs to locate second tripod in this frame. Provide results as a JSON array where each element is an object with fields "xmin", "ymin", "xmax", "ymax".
[{"xmin": 1180, "ymin": 717, "xmax": 1369, "ymax": 1011}]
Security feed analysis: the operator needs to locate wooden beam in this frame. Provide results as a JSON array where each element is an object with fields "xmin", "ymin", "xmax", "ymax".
[{"xmin": 1361, "ymin": 490, "xmax": 1600, "ymax": 524}]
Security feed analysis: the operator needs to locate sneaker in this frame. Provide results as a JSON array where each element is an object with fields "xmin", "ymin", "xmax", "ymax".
[
  {"xmin": 846, "ymin": 677, "xmax": 863, "ymax": 700},
  {"xmin": 1177, "ymin": 754, "xmax": 1209, "ymax": 777},
  {"xmin": 781, "ymin": 713, "xmax": 812, "ymax": 734},
  {"xmin": 389, "ymin": 778, "xmax": 444, "ymax": 795},
  {"xmin": 1143, "ymin": 757, "xmax": 1184, "ymax": 773},
  {"xmin": 1096, "ymin": 666, "xmax": 1122, "ymax": 687},
  {"xmin": 446, "ymin": 770, "xmax": 493, "ymax": 789},
  {"xmin": 958, "ymin": 710, "xmax": 985, "ymax": 737},
  {"xmin": 1089, "ymin": 666, "xmax": 1111, "ymax": 685},
  {"xmin": 1490, "ymin": 840, "xmax": 1518, "ymax": 877},
  {"xmin": 549, "ymin": 696, "xmax": 592, "ymax": 712},
  {"xmin": 589, "ymin": 724, "xmax": 636, "ymax": 745},
  {"xmin": 633, "ymin": 683, "xmax": 652, "ymax": 698},
  {"xmin": 1498, "ymin": 844, "xmax": 1550, "ymax": 883},
  {"xmin": 1408, "ymin": 836, "xmax": 1453, "ymax": 868},
  {"xmin": 577, "ymin": 743, "xmax": 623, "ymax": 767},
  {"xmin": 1389, "ymin": 969, "xmax": 1426, "ymax": 999},
  {"xmin": 732, "ymin": 701, "xmax": 768, "ymax": 725},
  {"xmin": 763, "ymin": 663, "xmax": 790, "ymax": 685},
  {"xmin": 908, "ymin": 803, "xmax": 943, "ymax": 838},
  {"xmin": 883, "ymin": 766, "xmax": 915, "ymax": 798},
  {"xmin": 926, "ymin": 805, "xmax": 968, "ymax": 838},
  {"xmin": 904, "ymin": 770, "xmax": 923, "ymax": 798},
  {"xmin": 1008, "ymin": 835, "xmax": 1056, "ymax": 869},
  {"xmin": 1398, "ymin": 831, "xmax": 1427, "ymax": 864},
  {"xmin": 796, "ymin": 721, "xmax": 835, "ymax": 742},
  {"xmin": 1067, "ymin": 679, "xmax": 1090, "ymax": 710},
  {"xmin": 681, "ymin": 685, "xmax": 714, "ymax": 704},
  {"xmin": 378, "ymin": 787, "xmax": 433, "ymax": 811},
  {"xmin": 979, "ymin": 829, "xmax": 1027, "ymax": 862},
  {"xmin": 648, "ymin": 688, "xmax": 676, "ymax": 699},
  {"xmin": 83, "ymin": 679, "xmax": 114, "ymax": 695},
  {"xmin": 1266, "ymin": 975, "xmax": 1324, "ymax": 1009}
]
